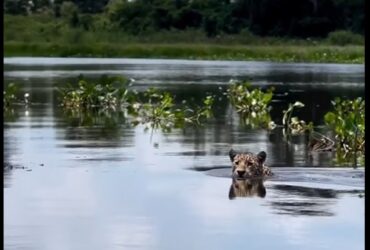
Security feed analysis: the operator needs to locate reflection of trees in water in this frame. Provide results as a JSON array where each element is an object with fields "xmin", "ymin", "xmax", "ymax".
[
  {"xmin": 4, "ymin": 108, "xmax": 20, "ymax": 123},
  {"xmin": 155, "ymin": 84, "xmax": 232, "ymax": 154},
  {"xmin": 161, "ymin": 106, "xmax": 321, "ymax": 167},
  {"xmin": 162, "ymin": 84, "xmax": 230, "ymax": 118},
  {"xmin": 56, "ymin": 108, "xmax": 133, "ymax": 149},
  {"xmin": 4, "ymin": 147, "xmax": 13, "ymax": 188},
  {"xmin": 5, "ymin": 77, "xmax": 54, "ymax": 105},
  {"xmin": 53, "ymin": 80, "xmax": 363, "ymax": 167},
  {"xmin": 160, "ymin": 85, "xmax": 325, "ymax": 166},
  {"xmin": 159, "ymin": 104, "xmax": 347, "ymax": 167},
  {"xmin": 4, "ymin": 132, "xmax": 19, "ymax": 188},
  {"xmin": 4, "ymin": 106, "xmax": 24, "ymax": 188},
  {"xmin": 268, "ymin": 127, "xmax": 312, "ymax": 167},
  {"xmin": 54, "ymin": 83, "xmax": 226, "ymax": 150},
  {"xmin": 269, "ymin": 87, "xmax": 364, "ymax": 125}
]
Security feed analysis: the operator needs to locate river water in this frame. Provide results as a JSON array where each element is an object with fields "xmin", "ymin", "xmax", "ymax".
[{"xmin": 4, "ymin": 58, "xmax": 365, "ymax": 250}]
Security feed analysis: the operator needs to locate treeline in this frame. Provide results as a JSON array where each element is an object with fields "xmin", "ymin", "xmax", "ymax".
[{"xmin": 4, "ymin": 0, "xmax": 364, "ymax": 38}]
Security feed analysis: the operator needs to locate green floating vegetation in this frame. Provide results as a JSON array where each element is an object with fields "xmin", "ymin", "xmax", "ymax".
[
  {"xmin": 59, "ymin": 75, "xmax": 132, "ymax": 109},
  {"xmin": 227, "ymin": 80, "xmax": 274, "ymax": 129},
  {"xmin": 58, "ymin": 75, "xmax": 214, "ymax": 131},
  {"xmin": 324, "ymin": 97, "xmax": 365, "ymax": 155},
  {"xmin": 7, "ymin": 77, "xmax": 365, "ymax": 165},
  {"xmin": 3, "ymin": 83, "xmax": 19, "ymax": 108},
  {"xmin": 129, "ymin": 88, "xmax": 214, "ymax": 131},
  {"xmin": 226, "ymin": 82, "xmax": 312, "ymax": 132},
  {"xmin": 4, "ymin": 83, "xmax": 27, "ymax": 122},
  {"xmin": 282, "ymin": 101, "xmax": 313, "ymax": 136},
  {"xmin": 333, "ymin": 149, "xmax": 365, "ymax": 167},
  {"xmin": 226, "ymin": 80, "xmax": 364, "ymax": 165}
]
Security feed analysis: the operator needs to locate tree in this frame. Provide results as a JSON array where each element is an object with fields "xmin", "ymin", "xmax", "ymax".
[
  {"xmin": 107, "ymin": 0, "xmax": 154, "ymax": 34},
  {"xmin": 60, "ymin": 1, "xmax": 79, "ymax": 27},
  {"xmin": 202, "ymin": 13, "xmax": 219, "ymax": 37},
  {"xmin": 73, "ymin": 0, "xmax": 109, "ymax": 13},
  {"xmin": 4, "ymin": 0, "xmax": 32, "ymax": 15},
  {"xmin": 173, "ymin": 7, "xmax": 202, "ymax": 29}
]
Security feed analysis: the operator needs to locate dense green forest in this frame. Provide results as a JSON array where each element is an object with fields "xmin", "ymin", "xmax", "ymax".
[
  {"xmin": 4, "ymin": 0, "xmax": 364, "ymax": 38},
  {"xmin": 4, "ymin": 0, "xmax": 364, "ymax": 62}
]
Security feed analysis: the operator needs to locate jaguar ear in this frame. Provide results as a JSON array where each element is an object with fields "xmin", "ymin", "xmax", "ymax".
[
  {"xmin": 257, "ymin": 151, "xmax": 266, "ymax": 163},
  {"xmin": 229, "ymin": 149, "xmax": 237, "ymax": 161}
]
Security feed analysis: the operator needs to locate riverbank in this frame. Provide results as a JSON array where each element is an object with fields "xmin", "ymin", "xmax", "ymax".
[
  {"xmin": 4, "ymin": 42, "xmax": 364, "ymax": 64},
  {"xmin": 4, "ymin": 14, "xmax": 364, "ymax": 64}
]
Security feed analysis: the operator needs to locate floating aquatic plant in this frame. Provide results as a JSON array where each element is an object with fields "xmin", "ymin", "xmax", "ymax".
[
  {"xmin": 3, "ymin": 83, "xmax": 19, "ymax": 108},
  {"xmin": 59, "ymin": 75, "xmax": 131, "ymax": 109},
  {"xmin": 324, "ymin": 97, "xmax": 365, "ymax": 155},
  {"xmin": 129, "ymin": 88, "xmax": 214, "ymax": 131},
  {"xmin": 58, "ymin": 76, "xmax": 214, "ymax": 132},
  {"xmin": 282, "ymin": 101, "xmax": 313, "ymax": 135},
  {"xmin": 227, "ymin": 80, "xmax": 274, "ymax": 128},
  {"xmin": 31, "ymin": 76, "xmax": 369, "ymax": 165}
]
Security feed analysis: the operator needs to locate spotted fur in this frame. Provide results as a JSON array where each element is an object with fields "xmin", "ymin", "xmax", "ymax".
[{"xmin": 229, "ymin": 149, "xmax": 273, "ymax": 178}]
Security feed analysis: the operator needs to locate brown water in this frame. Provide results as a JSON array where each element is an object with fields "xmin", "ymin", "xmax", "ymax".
[{"xmin": 4, "ymin": 58, "xmax": 364, "ymax": 250}]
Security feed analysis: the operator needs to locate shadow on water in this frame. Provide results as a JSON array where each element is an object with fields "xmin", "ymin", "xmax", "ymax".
[
  {"xmin": 266, "ymin": 184, "xmax": 338, "ymax": 217},
  {"xmin": 265, "ymin": 184, "xmax": 364, "ymax": 217}
]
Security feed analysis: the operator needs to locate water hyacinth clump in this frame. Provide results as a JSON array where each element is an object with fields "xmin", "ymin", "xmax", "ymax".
[
  {"xmin": 129, "ymin": 88, "xmax": 214, "ymax": 131},
  {"xmin": 59, "ymin": 75, "xmax": 131, "ymax": 109},
  {"xmin": 227, "ymin": 80, "xmax": 274, "ymax": 128},
  {"xmin": 58, "ymin": 77, "xmax": 215, "ymax": 131},
  {"xmin": 324, "ymin": 97, "xmax": 365, "ymax": 154},
  {"xmin": 4, "ymin": 83, "xmax": 19, "ymax": 108},
  {"xmin": 282, "ymin": 101, "xmax": 313, "ymax": 135}
]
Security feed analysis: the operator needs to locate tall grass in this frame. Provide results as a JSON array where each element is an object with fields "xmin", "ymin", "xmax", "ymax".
[
  {"xmin": 4, "ymin": 14, "xmax": 317, "ymax": 45},
  {"xmin": 326, "ymin": 30, "xmax": 364, "ymax": 46},
  {"xmin": 4, "ymin": 42, "xmax": 364, "ymax": 63},
  {"xmin": 4, "ymin": 14, "xmax": 364, "ymax": 63}
]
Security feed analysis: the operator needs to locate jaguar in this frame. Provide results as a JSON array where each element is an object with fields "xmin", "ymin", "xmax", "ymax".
[{"xmin": 229, "ymin": 149, "xmax": 273, "ymax": 178}]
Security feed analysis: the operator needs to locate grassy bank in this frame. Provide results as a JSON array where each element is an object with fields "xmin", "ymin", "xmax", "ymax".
[
  {"xmin": 4, "ymin": 14, "xmax": 364, "ymax": 63},
  {"xmin": 4, "ymin": 42, "xmax": 364, "ymax": 64}
]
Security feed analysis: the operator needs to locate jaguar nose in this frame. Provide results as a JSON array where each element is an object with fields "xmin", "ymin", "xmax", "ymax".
[{"xmin": 237, "ymin": 170, "xmax": 246, "ymax": 177}]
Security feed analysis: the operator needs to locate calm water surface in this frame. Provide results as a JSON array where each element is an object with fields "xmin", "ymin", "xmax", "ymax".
[{"xmin": 4, "ymin": 58, "xmax": 364, "ymax": 250}]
